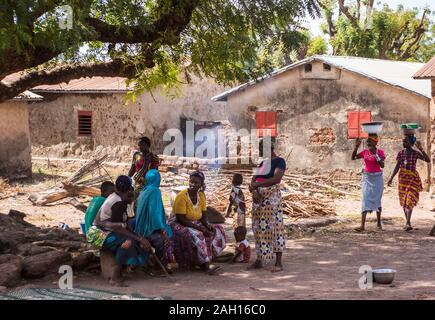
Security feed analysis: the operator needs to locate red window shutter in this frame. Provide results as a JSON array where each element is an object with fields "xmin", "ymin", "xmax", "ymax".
[
  {"xmin": 256, "ymin": 111, "xmax": 277, "ymax": 137},
  {"xmin": 347, "ymin": 111, "xmax": 371, "ymax": 139}
]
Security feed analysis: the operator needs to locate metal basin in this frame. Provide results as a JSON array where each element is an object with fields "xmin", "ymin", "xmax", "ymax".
[{"xmin": 372, "ymin": 269, "xmax": 396, "ymax": 284}]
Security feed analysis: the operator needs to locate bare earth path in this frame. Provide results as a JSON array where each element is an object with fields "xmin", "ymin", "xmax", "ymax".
[{"xmin": 2, "ymin": 184, "xmax": 435, "ymax": 299}]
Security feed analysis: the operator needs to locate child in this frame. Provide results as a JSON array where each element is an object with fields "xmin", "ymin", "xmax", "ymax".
[
  {"xmin": 226, "ymin": 174, "xmax": 246, "ymax": 228},
  {"xmin": 232, "ymin": 226, "xmax": 251, "ymax": 263},
  {"xmin": 84, "ymin": 181, "xmax": 115, "ymax": 235}
]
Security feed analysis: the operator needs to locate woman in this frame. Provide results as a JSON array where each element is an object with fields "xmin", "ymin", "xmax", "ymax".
[
  {"xmin": 170, "ymin": 171, "xmax": 226, "ymax": 274},
  {"xmin": 351, "ymin": 136, "xmax": 385, "ymax": 232},
  {"xmin": 388, "ymin": 136, "xmax": 430, "ymax": 231},
  {"xmin": 128, "ymin": 137, "xmax": 160, "ymax": 195},
  {"xmin": 90, "ymin": 175, "xmax": 151, "ymax": 286},
  {"xmin": 249, "ymin": 139, "xmax": 286, "ymax": 272},
  {"xmin": 134, "ymin": 169, "xmax": 174, "ymax": 270}
]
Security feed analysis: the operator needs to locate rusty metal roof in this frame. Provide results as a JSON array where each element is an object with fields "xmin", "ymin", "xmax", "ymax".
[
  {"xmin": 32, "ymin": 76, "xmax": 130, "ymax": 92},
  {"xmin": 2, "ymin": 73, "xmax": 130, "ymax": 93},
  {"xmin": 212, "ymin": 55, "xmax": 431, "ymax": 101},
  {"xmin": 413, "ymin": 56, "xmax": 435, "ymax": 79}
]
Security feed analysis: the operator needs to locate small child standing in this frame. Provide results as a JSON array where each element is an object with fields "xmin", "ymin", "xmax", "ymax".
[
  {"xmin": 226, "ymin": 174, "xmax": 246, "ymax": 228},
  {"xmin": 232, "ymin": 226, "xmax": 251, "ymax": 263}
]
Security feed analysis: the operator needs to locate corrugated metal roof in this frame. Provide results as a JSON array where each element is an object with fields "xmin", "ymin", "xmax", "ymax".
[
  {"xmin": 413, "ymin": 56, "xmax": 435, "ymax": 79},
  {"xmin": 12, "ymin": 90, "xmax": 43, "ymax": 101},
  {"xmin": 2, "ymin": 73, "xmax": 130, "ymax": 92},
  {"xmin": 212, "ymin": 55, "xmax": 431, "ymax": 101}
]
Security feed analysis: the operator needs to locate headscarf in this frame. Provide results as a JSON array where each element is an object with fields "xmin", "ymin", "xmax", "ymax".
[
  {"xmin": 115, "ymin": 175, "xmax": 132, "ymax": 193},
  {"xmin": 367, "ymin": 135, "xmax": 379, "ymax": 146},
  {"xmin": 134, "ymin": 169, "xmax": 173, "ymax": 238}
]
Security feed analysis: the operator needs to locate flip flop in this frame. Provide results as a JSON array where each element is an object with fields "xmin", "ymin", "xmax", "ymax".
[{"xmin": 207, "ymin": 265, "xmax": 222, "ymax": 275}]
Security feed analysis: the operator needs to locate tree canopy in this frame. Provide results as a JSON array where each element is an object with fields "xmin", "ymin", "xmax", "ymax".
[
  {"xmin": 320, "ymin": 0, "xmax": 433, "ymax": 61},
  {"xmin": 0, "ymin": 0, "xmax": 321, "ymax": 103}
]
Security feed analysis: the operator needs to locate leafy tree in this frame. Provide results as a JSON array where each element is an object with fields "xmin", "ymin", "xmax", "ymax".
[
  {"xmin": 320, "ymin": 0, "xmax": 432, "ymax": 61},
  {"xmin": 0, "ymin": 0, "xmax": 320, "ymax": 103}
]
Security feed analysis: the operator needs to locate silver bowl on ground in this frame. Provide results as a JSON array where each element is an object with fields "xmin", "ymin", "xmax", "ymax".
[{"xmin": 372, "ymin": 269, "xmax": 396, "ymax": 284}]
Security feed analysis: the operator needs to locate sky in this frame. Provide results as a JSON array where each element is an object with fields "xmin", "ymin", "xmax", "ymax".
[{"xmin": 306, "ymin": 0, "xmax": 435, "ymax": 36}]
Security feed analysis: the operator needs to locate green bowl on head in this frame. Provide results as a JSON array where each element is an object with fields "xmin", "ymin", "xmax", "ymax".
[{"xmin": 400, "ymin": 123, "xmax": 420, "ymax": 129}]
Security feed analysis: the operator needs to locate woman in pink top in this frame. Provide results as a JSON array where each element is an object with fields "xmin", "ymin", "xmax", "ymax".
[{"xmin": 351, "ymin": 135, "xmax": 385, "ymax": 232}]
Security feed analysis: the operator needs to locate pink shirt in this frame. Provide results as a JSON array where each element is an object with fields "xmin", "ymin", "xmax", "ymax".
[{"xmin": 358, "ymin": 149, "xmax": 385, "ymax": 173}]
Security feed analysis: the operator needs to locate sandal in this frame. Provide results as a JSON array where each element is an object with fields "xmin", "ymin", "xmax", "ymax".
[{"xmin": 207, "ymin": 265, "xmax": 222, "ymax": 275}]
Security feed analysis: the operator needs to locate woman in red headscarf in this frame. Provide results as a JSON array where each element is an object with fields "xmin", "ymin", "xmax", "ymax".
[{"xmin": 352, "ymin": 135, "xmax": 385, "ymax": 232}]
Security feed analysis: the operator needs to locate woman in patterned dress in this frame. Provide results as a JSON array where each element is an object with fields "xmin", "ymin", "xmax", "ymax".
[
  {"xmin": 249, "ymin": 139, "xmax": 286, "ymax": 272},
  {"xmin": 387, "ymin": 136, "xmax": 430, "ymax": 231},
  {"xmin": 170, "ymin": 171, "xmax": 226, "ymax": 274}
]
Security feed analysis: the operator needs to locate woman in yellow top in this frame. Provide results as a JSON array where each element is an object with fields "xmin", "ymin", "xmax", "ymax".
[{"xmin": 170, "ymin": 171, "xmax": 226, "ymax": 274}]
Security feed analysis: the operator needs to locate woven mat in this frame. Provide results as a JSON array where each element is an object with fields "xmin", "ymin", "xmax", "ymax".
[{"xmin": 0, "ymin": 287, "xmax": 170, "ymax": 300}]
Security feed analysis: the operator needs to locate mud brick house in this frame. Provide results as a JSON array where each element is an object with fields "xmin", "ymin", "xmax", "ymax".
[
  {"xmin": 0, "ymin": 91, "xmax": 42, "ymax": 179},
  {"xmin": 24, "ymin": 76, "xmax": 229, "ymax": 162},
  {"xmin": 212, "ymin": 55, "xmax": 432, "ymax": 188}
]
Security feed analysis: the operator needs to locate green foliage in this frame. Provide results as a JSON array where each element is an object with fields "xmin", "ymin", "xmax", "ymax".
[
  {"xmin": 321, "ymin": 0, "xmax": 433, "ymax": 62},
  {"xmin": 0, "ymin": 0, "xmax": 321, "ymax": 98}
]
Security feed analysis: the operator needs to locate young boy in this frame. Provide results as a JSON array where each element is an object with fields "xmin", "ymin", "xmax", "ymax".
[
  {"xmin": 226, "ymin": 173, "xmax": 246, "ymax": 228},
  {"xmin": 231, "ymin": 226, "xmax": 251, "ymax": 263},
  {"xmin": 84, "ymin": 181, "xmax": 115, "ymax": 235}
]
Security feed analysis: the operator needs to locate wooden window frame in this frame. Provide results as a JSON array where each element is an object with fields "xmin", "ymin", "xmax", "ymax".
[{"xmin": 77, "ymin": 110, "xmax": 93, "ymax": 136}]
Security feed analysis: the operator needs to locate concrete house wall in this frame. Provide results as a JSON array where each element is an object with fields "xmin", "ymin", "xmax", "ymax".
[
  {"xmin": 225, "ymin": 60, "xmax": 431, "ymax": 183},
  {"xmin": 0, "ymin": 101, "xmax": 32, "ymax": 179}
]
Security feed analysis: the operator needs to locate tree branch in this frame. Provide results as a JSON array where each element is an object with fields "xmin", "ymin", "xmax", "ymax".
[
  {"xmin": 399, "ymin": 9, "xmax": 428, "ymax": 60},
  {"xmin": 0, "ymin": 60, "xmax": 135, "ymax": 102},
  {"xmin": 338, "ymin": 0, "xmax": 358, "ymax": 27}
]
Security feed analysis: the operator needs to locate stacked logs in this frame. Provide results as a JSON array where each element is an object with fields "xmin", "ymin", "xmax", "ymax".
[{"xmin": 0, "ymin": 210, "xmax": 97, "ymax": 289}]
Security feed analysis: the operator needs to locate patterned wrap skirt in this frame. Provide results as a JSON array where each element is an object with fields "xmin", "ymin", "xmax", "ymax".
[
  {"xmin": 170, "ymin": 219, "xmax": 226, "ymax": 269},
  {"xmin": 252, "ymin": 185, "xmax": 285, "ymax": 260},
  {"xmin": 398, "ymin": 168, "xmax": 423, "ymax": 209}
]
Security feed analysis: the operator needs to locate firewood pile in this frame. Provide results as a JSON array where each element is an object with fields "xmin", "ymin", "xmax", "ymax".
[
  {"xmin": 202, "ymin": 169, "xmax": 360, "ymax": 219},
  {"xmin": 0, "ymin": 210, "xmax": 97, "ymax": 288},
  {"xmin": 29, "ymin": 154, "xmax": 112, "ymax": 206}
]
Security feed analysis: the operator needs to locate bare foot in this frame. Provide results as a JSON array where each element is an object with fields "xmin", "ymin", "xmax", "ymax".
[
  {"xmin": 354, "ymin": 227, "xmax": 365, "ymax": 233},
  {"xmin": 109, "ymin": 279, "xmax": 128, "ymax": 287},
  {"xmin": 377, "ymin": 225, "xmax": 383, "ymax": 231},
  {"xmin": 271, "ymin": 265, "xmax": 283, "ymax": 273},
  {"xmin": 247, "ymin": 260, "xmax": 262, "ymax": 270}
]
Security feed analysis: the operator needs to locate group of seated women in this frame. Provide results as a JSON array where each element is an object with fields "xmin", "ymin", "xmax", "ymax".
[{"xmin": 86, "ymin": 169, "xmax": 226, "ymax": 286}]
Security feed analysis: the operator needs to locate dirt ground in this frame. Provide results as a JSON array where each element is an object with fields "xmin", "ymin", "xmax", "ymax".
[{"xmin": 1, "ymin": 163, "xmax": 435, "ymax": 300}]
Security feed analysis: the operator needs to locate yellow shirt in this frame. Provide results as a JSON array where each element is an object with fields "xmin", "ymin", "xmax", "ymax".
[{"xmin": 172, "ymin": 189, "xmax": 206, "ymax": 221}]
